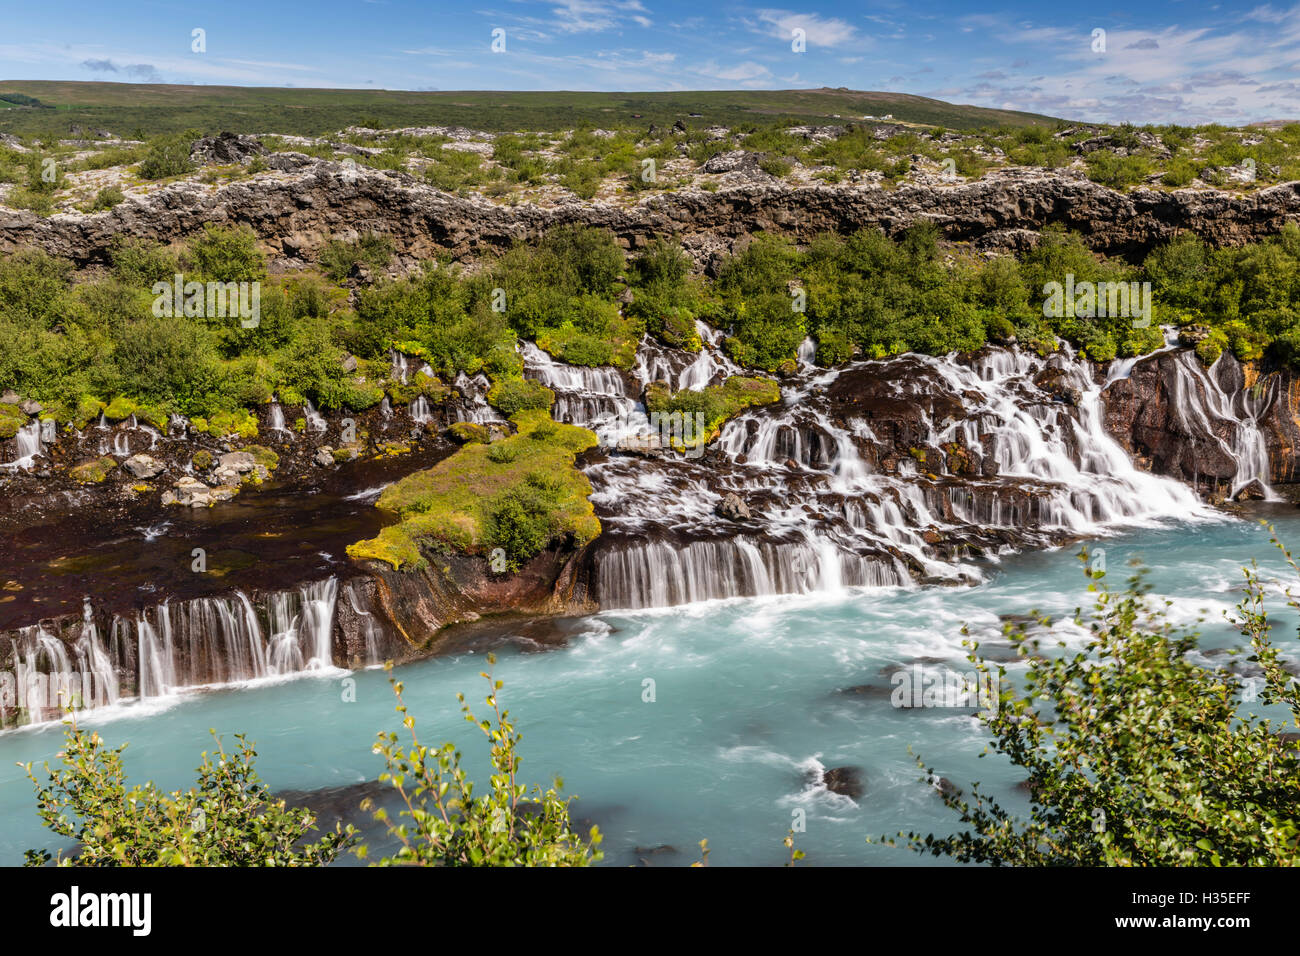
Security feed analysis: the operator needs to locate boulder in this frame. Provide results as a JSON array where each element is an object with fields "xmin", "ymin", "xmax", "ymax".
[
  {"xmin": 212, "ymin": 451, "xmax": 266, "ymax": 486},
  {"xmin": 715, "ymin": 492, "xmax": 752, "ymax": 521},
  {"xmin": 190, "ymin": 131, "xmax": 266, "ymax": 165},
  {"xmin": 1234, "ymin": 479, "xmax": 1268, "ymax": 501},
  {"xmin": 822, "ymin": 766, "xmax": 865, "ymax": 799},
  {"xmin": 315, "ymin": 446, "xmax": 335, "ymax": 467},
  {"xmin": 122, "ymin": 454, "xmax": 165, "ymax": 479}
]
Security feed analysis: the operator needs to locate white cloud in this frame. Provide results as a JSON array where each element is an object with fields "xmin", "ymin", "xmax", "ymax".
[{"xmin": 753, "ymin": 9, "xmax": 864, "ymax": 49}]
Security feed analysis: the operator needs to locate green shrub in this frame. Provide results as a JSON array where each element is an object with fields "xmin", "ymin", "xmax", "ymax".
[
  {"xmin": 188, "ymin": 224, "xmax": 266, "ymax": 283},
  {"xmin": 487, "ymin": 376, "xmax": 553, "ymax": 416},
  {"xmin": 361, "ymin": 660, "xmax": 601, "ymax": 866},
  {"xmin": 24, "ymin": 726, "xmax": 353, "ymax": 866},
  {"xmin": 884, "ymin": 547, "xmax": 1300, "ymax": 865},
  {"xmin": 137, "ymin": 131, "xmax": 197, "ymax": 180}
]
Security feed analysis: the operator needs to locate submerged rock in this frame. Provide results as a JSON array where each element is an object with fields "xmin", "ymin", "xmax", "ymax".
[{"xmin": 822, "ymin": 766, "xmax": 865, "ymax": 799}]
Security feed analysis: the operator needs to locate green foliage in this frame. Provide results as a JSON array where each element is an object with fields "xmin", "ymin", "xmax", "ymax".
[
  {"xmin": 188, "ymin": 224, "xmax": 266, "ymax": 283},
  {"xmin": 318, "ymin": 233, "xmax": 395, "ymax": 282},
  {"xmin": 25, "ymin": 724, "xmax": 354, "ymax": 866},
  {"xmin": 882, "ymin": 542, "xmax": 1300, "ymax": 866},
  {"xmin": 89, "ymin": 185, "xmax": 125, "ymax": 211},
  {"xmin": 487, "ymin": 376, "xmax": 553, "ymax": 416},
  {"xmin": 1084, "ymin": 151, "xmax": 1153, "ymax": 190},
  {"xmin": 645, "ymin": 375, "xmax": 782, "ymax": 447},
  {"xmin": 360, "ymin": 659, "xmax": 602, "ymax": 866},
  {"xmin": 347, "ymin": 410, "xmax": 598, "ymax": 570},
  {"xmin": 137, "ymin": 130, "xmax": 197, "ymax": 180}
]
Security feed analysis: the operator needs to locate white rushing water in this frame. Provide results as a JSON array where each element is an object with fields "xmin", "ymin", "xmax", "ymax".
[
  {"xmin": 585, "ymin": 334, "xmax": 1259, "ymax": 610},
  {"xmin": 1, "ymin": 578, "xmax": 374, "ymax": 727}
]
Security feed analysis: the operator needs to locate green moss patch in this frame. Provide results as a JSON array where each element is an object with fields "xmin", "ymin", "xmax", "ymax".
[
  {"xmin": 347, "ymin": 410, "xmax": 599, "ymax": 571},
  {"xmin": 70, "ymin": 456, "xmax": 118, "ymax": 484},
  {"xmin": 192, "ymin": 409, "xmax": 258, "ymax": 439},
  {"xmin": 644, "ymin": 375, "xmax": 781, "ymax": 448},
  {"xmin": 0, "ymin": 404, "xmax": 25, "ymax": 439},
  {"xmin": 448, "ymin": 422, "xmax": 491, "ymax": 444}
]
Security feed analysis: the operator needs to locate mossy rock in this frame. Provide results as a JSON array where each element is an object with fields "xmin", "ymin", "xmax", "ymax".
[
  {"xmin": 348, "ymin": 409, "xmax": 599, "ymax": 571},
  {"xmin": 243, "ymin": 445, "xmax": 280, "ymax": 471},
  {"xmin": 0, "ymin": 415, "xmax": 21, "ymax": 439},
  {"xmin": 70, "ymin": 456, "xmax": 118, "ymax": 484},
  {"xmin": 194, "ymin": 409, "xmax": 258, "ymax": 439},
  {"xmin": 644, "ymin": 375, "xmax": 781, "ymax": 449},
  {"xmin": 192, "ymin": 450, "xmax": 213, "ymax": 471},
  {"xmin": 449, "ymin": 422, "xmax": 491, "ymax": 444},
  {"xmin": 332, "ymin": 445, "xmax": 361, "ymax": 462}
]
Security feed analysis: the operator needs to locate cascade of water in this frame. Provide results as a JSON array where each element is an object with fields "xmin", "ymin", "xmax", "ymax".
[
  {"xmin": 410, "ymin": 395, "xmax": 432, "ymax": 423},
  {"xmin": 1, "ymin": 421, "xmax": 42, "ymax": 469},
  {"xmin": 797, "ymin": 337, "xmax": 818, "ymax": 368},
  {"xmin": 520, "ymin": 340, "xmax": 640, "ymax": 441},
  {"xmin": 268, "ymin": 403, "xmax": 289, "ymax": 434},
  {"xmin": 390, "ymin": 350, "xmax": 409, "ymax": 384},
  {"xmin": 2, "ymin": 578, "xmax": 345, "ymax": 727},
  {"xmin": 452, "ymin": 372, "xmax": 504, "ymax": 424},
  {"xmin": 590, "ymin": 341, "xmax": 1215, "ymax": 611},
  {"xmin": 303, "ymin": 401, "xmax": 328, "ymax": 432},
  {"xmin": 343, "ymin": 582, "xmax": 384, "ymax": 665},
  {"xmin": 1165, "ymin": 351, "xmax": 1279, "ymax": 500}
]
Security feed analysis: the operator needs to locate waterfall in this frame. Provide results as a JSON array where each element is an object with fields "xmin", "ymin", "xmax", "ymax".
[
  {"xmin": 452, "ymin": 372, "xmax": 503, "ymax": 424},
  {"xmin": 520, "ymin": 341, "xmax": 639, "ymax": 439},
  {"xmin": 343, "ymin": 582, "xmax": 384, "ymax": 666},
  {"xmin": 269, "ymin": 403, "xmax": 289, "ymax": 434},
  {"xmin": 0, "ymin": 578, "xmax": 345, "ymax": 727},
  {"xmin": 635, "ymin": 322, "xmax": 741, "ymax": 392},
  {"xmin": 410, "ymin": 395, "xmax": 432, "ymax": 423},
  {"xmin": 1, "ymin": 421, "xmax": 42, "ymax": 469},
  {"xmin": 390, "ymin": 350, "xmax": 409, "ymax": 384},
  {"xmin": 1165, "ymin": 351, "xmax": 1279, "ymax": 500},
  {"xmin": 797, "ymin": 336, "xmax": 818, "ymax": 368},
  {"xmin": 587, "ymin": 341, "xmax": 1216, "ymax": 611},
  {"xmin": 303, "ymin": 400, "xmax": 328, "ymax": 432},
  {"xmin": 111, "ymin": 428, "xmax": 132, "ymax": 457}
]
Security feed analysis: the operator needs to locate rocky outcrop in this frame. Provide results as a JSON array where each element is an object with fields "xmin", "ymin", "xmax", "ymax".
[
  {"xmin": 1101, "ymin": 348, "xmax": 1300, "ymax": 496},
  {"xmin": 2, "ymin": 157, "xmax": 1298, "ymax": 271},
  {"xmin": 190, "ymin": 131, "xmax": 266, "ymax": 165}
]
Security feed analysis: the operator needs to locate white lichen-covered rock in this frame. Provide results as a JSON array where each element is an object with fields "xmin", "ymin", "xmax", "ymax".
[{"xmin": 122, "ymin": 454, "xmax": 165, "ymax": 479}]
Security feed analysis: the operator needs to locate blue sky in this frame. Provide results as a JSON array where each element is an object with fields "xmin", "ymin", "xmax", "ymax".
[{"xmin": 1, "ymin": 1, "xmax": 1298, "ymax": 124}]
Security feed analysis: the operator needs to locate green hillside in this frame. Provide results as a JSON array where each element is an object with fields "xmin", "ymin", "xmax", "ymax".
[{"xmin": 0, "ymin": 81, "xmax": 1063, "ymax": 138}]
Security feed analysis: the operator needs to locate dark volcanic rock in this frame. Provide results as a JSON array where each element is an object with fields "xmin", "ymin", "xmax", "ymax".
[
  {"xmin": 822, "ymin": 766, "xmax": 865, "ymax": 799},
  {"xmin": 190, "ymin": 131, "xmax": 267, "ymax": 165},
  {"xmin": 4, "ymin": 160, "xmax": 1300, "ymax": 270}
]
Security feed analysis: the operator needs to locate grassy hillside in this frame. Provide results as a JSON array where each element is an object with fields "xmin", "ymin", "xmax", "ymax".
[{"xmin": 0, "ymin": 82, "xmax": 1062, "ymax": 138}]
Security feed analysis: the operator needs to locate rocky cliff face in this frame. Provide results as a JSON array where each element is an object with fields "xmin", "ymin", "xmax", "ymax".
[
  {"xmin": 2, "ymin": 155, "xmax": 1298, "ymax": 270},
  {"xmin": 1102, "ymin": 348, "xmax": 1300, "ymax": 500}
]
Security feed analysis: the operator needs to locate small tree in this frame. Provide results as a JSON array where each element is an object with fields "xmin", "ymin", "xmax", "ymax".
[
  {"xmin": 24, "ymin": 726, "xmax": 354, "ymax": 866},
  {"xmin": 881, "ymin": 538, "xmax": 1300, "ymax": 866},
  {"xmin": 359, "ymin": 657, "xmax": 603, "ymax": 866}
]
